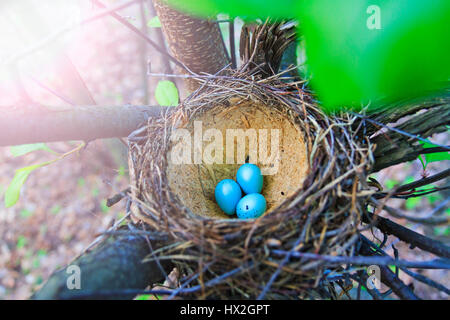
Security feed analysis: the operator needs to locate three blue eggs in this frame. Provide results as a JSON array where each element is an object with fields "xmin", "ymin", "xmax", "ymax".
[{"xmin": 214, "ymin": 163, "xmax": 266, "ymax": 219}]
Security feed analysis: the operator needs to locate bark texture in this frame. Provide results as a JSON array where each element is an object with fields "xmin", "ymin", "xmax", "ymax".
[
  {"xmin": 32, "ymin": 232, "xmax": 170, "ymax": 299},
  {"xmin": 0, "ymin": 105, "xmax": 167, "ymax": 146},
  {"xmin": 153, "ymin": 0, "xmax": 229, "ymax": 90}
]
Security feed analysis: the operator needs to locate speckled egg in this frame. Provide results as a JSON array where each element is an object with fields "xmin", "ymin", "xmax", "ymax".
[
  {"xmin": 236, "ymin": 163, "xmax": 263, "ymax": 194},
  {"xmin": 214, "ymin": 179, "xmax": 242, "ymax": 215},
  {"xmin": 236, "ymin": 193, "xmax": 267, "ymax": 219}
]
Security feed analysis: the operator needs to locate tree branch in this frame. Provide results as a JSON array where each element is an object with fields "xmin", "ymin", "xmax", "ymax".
[
  {"xmin": 370, "ymin": 103, "xmax": 450, "ymax": 172},
  {"xmin": 362, "ymin": 211, "xmax": 450, "ymax": 258},
  {"xmin": 0, "ymin": 105, "xmax": 168, "ymax": 146},
  {"xmin": 153, "ymin": 0, "xmax": 230, "ymax": 90},
  {"xmin": 32, "ymin": 231, "xmax": 171, "ymax": 299}
]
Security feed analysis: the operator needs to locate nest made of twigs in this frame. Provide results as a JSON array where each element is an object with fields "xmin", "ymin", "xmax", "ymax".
[{"xmin": 128, "ymin": 71, "xmax": 375, "ymax": 299}]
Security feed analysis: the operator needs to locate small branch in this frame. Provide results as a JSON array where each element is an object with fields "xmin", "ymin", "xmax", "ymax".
[
  {"xmin": 366, "ymin": 103, "xmax": 450, "ymax": 172},
  {"xmin": 107, "ymin": 187, "xmax": 131, "ymax": 207},
  {"xmin": 270, "ymin": 250, "xmax": 450, "ymax": 269},
  {"xmin": 395, "ymin": 168, "xmax": 450, "ymax": 193},
  {"xmin": 370, "ymin": 197, "xmax": 450, "ymax": 226},
  {"xmin": 374, "ymin": 186, "xmax": 450, "ymax": 200},
  {"xmin": 0, "ymin": 105, "xmax": 168, "ymax": 146},
  {"xmin": 362, "ymin": 211, "xmax": 450, "ymax": 258}
]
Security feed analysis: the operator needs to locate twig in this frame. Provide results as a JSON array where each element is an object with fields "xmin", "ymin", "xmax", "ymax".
[
  {"xmin": 106, "ymin": 187, "xmax": 131, "ymax": 207},
  {"xmin": 270, "ymin": 250, "xmax": 450, "ymax": 269},
  {"xmin": 370, "ymin": 197, "xmax": 450, "ymax": 226},
  {"xmin": 362, "ymin": 211, "xmax": 450, "ymax": 258},
  {"xmin": 395, "ymin": 168, "xmax": 450, "ymax": 193},
  {"xmin": 352, "ymin": 112, "xmax": 450, "ymax": 151}
]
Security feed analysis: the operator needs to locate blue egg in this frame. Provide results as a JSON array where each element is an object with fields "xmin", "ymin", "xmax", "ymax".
[
  {"xmin": 236, "ymin": 163, "xmax": 263, "ymax": 194},
  {"xmin": 214, "ymin": 179, "xmax": 242, "ymax": 215},
  {"xmin": 236, "ymin": 193, "xmax": 267, "ymax": 219}
]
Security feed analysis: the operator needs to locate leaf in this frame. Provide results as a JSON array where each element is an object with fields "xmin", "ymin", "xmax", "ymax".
[
  {"xmin": 20, "ymin": 209, "xmax": 33, "ymax": 219},
  {"xmin": 155, "ymin": 80, "xmax": 179, "ymax": 107},
  {"xmin": 418, "ymin": 154, "xmax": 427, "ymax": 171},
  {"xmin": 405, "ymin": 197, "xmax": 421, "ymax": 210},
  {"xmin": 5, "ymin": 162, "xmax": 49, "ymax": 208},
  {"xmin": 10, "ymin": 143, "xmax": 55, "ymax": 157},
  {"xmin": 16, "ymin": 235, "xmax": 27, "ymax": 249},
  {"xmin": 147, "ymin": 16, "xmax": 161, "ymax": 27},
  {"xmin": 167, "ymin": 0, "xmax": 450, "ymax": 112},
  {"xmin": 419, "ymin": 140, "xmax": 450, "ymax": 163}
]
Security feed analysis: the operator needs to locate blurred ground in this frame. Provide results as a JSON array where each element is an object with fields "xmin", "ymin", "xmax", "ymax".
[{"xmin": 0, "ymin": 0, "xmax": 448, "ymax": 300}]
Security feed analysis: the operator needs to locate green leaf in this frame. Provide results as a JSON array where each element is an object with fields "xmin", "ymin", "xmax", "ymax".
[
  {"xmin": 135, "ymin": 294, "xmax": 153, "ymax": 300},
  {"xmin": 385, "ymin": 179, "xmax": 398, "ymax": 189},
  {"xmin": 77, "ymin": 178, "xmax": 86, "ymax": 187},
  {"xmin": 298, "ymin": 0, "xmax": 450, "ymax": 112},
  {"xmin": 405, "ymin": 197, "xmax": 421, "ymax": 210},
  {"xmin": 166, "ymin": 0, "xmax": 301, "ymax": 19},
  {"xmin": 433, "ymin": 225, "xmax": 450, "ymax": 237},
  {"xmin": 426, "ymin": 193, "xmax": 442, "ymax": 205},
  {"xmin": 118, "ymin": 166, "xmax": 126, "ymax": 176},
  {"xmin": 50, "ymin": 204, "xmax": 62, "ymax": 215},
  {"xmin": 10, "ymin": 143, "xmax": 55, "ymax": 157},
  {"xmin": 147, "ymin": 16, "xmax": 161, "ymax": 27},
  {"xmin": 167, "ymin": 0, "xmax": 450, "ymax": 112},
  {"xmin": 101, "ymin": 199, "xmax": 110, "ymax": 213},
  {"xmin": 155, "ymin": 80, "xmax": 179, "ymax": 107},
  {"xmin": 16, "ymin": 235, "xmax": 27, "ymax": 249},
  {"xmin": 5, "ymin": 163, "xmax": 49, "ymax": 208},
  {"xmin": 419, "ymin": 140, "xmax": 450, "ymax": 163},
  {"xmin": 20, "ymin": 209, "xmax": 33, "ymax": 219},
  {"xmin": 91, "ymin": 187, "xmax": 100, "ymax": 197},
  {"xmin": 418, "ymin": 154, "xmax": 427, "ymax": 171}
]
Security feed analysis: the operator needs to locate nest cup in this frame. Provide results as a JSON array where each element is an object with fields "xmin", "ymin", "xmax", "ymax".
[{"xmin": 128, "ymin": 73, "xmax": 374, "ymax": 298}]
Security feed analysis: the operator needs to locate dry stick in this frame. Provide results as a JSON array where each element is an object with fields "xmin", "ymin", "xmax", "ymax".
[
  {"xmin": 362, "ymin": 211, "xmax": 450, "ymax": 259},
  {"xmin": 106, "ymin": 187, "xmax": 131, "ymax": 207},
  {"xmin": 395, "ymin": 168, "xmax": 450, "ymax": 193},
  {"xmin": 270, "ymin": 250, "xmax": 450, "ymax": 269},
  {"xmin": 0, "ymin": 105, "xmax": 168, "ymax": 146},
  {"xmin": 370, "ymin": 197, "xmax": 449, "ymax": 226}
]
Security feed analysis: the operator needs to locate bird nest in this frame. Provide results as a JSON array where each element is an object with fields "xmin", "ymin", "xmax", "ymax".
[{"xmin": 128, "ymin": 72, "xmax": 375, "ymax": 299}]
